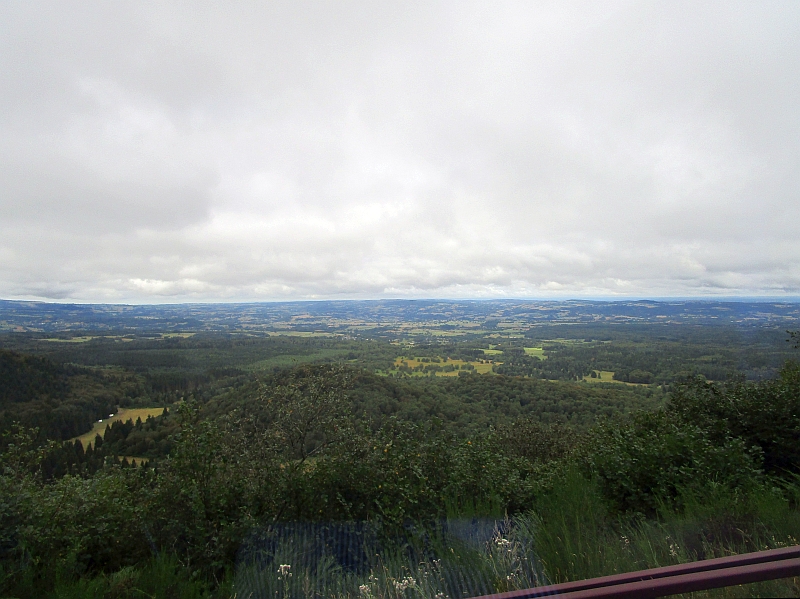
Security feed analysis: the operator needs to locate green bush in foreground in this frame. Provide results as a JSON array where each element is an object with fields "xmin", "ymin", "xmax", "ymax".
[
  {"xmin": 668, "ymin": 360, "xmax": 800, "ymax": 475},
  {"xmin": 5, "ymin": 553, "xmax": 224, "ymax": 599},
  {"xmin": 584, "ymin": 411, "xmax": 765, "ymax": 515}
]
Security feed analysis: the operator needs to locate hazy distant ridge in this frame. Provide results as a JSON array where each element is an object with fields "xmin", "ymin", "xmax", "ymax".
[{"xmin": 1, "ymin": 299, "xmax": 799, "ymax": 334}]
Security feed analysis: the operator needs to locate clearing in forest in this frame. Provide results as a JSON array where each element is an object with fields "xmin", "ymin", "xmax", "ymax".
[
  {"xmin": 582, "ymin": 370, "xmax": 645, "ymax": 385},
  {"xmin": 389, "ymin": 356, "xmax": 496, "ymax": 376},
  {"xmin": 583, "ymin": 370, "xmax": 616, "ymax": 383},
  {"xmin": 73, "ymin": 407, "xmax": 166, "ymax": 449}
]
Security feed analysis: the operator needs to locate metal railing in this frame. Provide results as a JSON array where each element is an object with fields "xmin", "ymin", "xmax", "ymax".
[{"xmin": 471, "ymin": 545, "xmax": 800, "ymax": 598}]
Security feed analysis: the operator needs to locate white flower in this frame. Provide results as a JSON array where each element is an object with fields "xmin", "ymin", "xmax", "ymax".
[{"xmin": 393, "ymin": 576, "xmax": 416, "ymax": 591}]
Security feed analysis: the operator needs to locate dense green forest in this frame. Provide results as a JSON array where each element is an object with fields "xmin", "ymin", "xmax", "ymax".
[
  {"xmin": 0, "ymin": 325, "xmax": 798, "ymax": 597},
  {"xmin": 0, "ymin": 350, "xmax": 144, "ymax": 442}
]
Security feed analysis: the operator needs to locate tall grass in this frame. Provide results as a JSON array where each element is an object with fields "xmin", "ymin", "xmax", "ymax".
[
  {"xmin": 8, "ymin": 474, "xmax": 800, "ymax": 598},
  {"xmin": 231, "ymin": 477, "xmax": 800, "ymax": 599},
  {"xmin": 232, "ymin": 517, "xmax": 546, "ymax": 599},
  {"xmin": 530, "ymin": 469, "xmax": 800, "ymax": 598}
]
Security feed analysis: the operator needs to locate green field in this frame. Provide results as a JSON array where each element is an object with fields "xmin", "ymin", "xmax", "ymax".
[
  {"xmin": 582, "ymin": 370, "xmax": 648, "ymax": 385},
  {"xmin": 390, "ymin": 356, "xmax": 496, "ymax": 376},
  {"xmin": 42, "ymin": 336, "xmax": 98, "ymax": 343},
  {"xmin": 583, "ymin": 369, "xmax": 615, "ymax": 383},
  {"xmin": 266, "ymin": 331, "xmax": 336, "ymax": 337}
]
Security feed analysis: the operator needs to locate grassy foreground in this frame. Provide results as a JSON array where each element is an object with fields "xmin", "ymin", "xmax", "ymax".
[{"xmin": 12, "ymin": 470, "xmax": 800, "ymax": 598}]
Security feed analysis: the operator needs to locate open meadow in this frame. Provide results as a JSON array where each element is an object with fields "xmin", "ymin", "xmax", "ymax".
[
  {"xmin": 389, "ymin": 356, "xmax": 496, "ymax": 376},
  {"xmin": 73, "ymin": 407, "xmax": 166, "ymax": 449}
]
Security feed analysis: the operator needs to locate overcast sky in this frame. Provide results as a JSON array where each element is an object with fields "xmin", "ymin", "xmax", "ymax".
[{"xmin": 1, "ymin": 1, "xmax": 799, "ymax": 303}]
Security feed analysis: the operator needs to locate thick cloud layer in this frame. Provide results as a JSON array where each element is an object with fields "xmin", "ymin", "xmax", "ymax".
[{"xmin": 1, "ymin": 1, "xmax": 799, "ymax": 301}]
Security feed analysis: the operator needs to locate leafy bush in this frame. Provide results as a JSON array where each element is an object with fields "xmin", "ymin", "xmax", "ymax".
[
  {"xmin": 668, "ymin": 361, "xmax": 800, "ymax": 475},
  {"xmin": 584, "ymin": 411, "xmax": 764, "ymax": 515}
]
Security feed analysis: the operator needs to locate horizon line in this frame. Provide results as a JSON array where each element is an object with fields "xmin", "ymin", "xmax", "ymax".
[{"xmin": 3, "ymin": 296, "xmax": 800, "ymax": 307}]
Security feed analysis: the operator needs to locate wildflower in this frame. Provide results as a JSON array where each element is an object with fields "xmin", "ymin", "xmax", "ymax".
[
  {"xmin": 667, "ymin": 540, "xmax": 680, "ymax": 558},
  {"xmin": 393, "ymin": 576, "xmax": 416, "ymax": 591},
  {"xmin": 277, "ymin": 564, "xmax": 292, "ymax": 578}
]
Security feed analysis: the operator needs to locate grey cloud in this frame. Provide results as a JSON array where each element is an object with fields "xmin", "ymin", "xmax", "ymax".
[{"xmin": 1, "ymin": 1, "xmax": 799, "ymax": 301}]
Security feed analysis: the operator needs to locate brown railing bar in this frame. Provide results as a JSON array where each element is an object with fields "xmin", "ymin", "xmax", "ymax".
[
  {"xmin": 471, "ymin": 545, "xmax": 800, "ymax": 599},
  {"xmin": 556, "ymin": 557, "xmax": 800, "ymax": 599}
]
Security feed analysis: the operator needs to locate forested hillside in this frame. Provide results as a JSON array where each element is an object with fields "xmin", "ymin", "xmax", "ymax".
[
  {"xmin": 0, "ymin": 326, "xmax": 798, "ymax": 597},
  {"xmin": 0, "ymin": 350, "xmax": 142, "ymax": 441},
  {"xmin": 204, "ymin": 369, "xmax": 661, "ymax": 436}
]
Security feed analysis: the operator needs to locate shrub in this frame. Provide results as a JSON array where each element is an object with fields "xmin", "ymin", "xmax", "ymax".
[
  {"xmin": 584, "ymin": 411, "xmax": 764, "ymax": 515},
  {"xmin": 668, "ymin": 361, "xmax": 800, "ymax": 476}
]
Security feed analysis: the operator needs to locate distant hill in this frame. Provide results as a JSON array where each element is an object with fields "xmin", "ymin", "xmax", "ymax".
[{"xmin": 1, "ymin": 298, "xmax": 799, "ymax": 336}]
